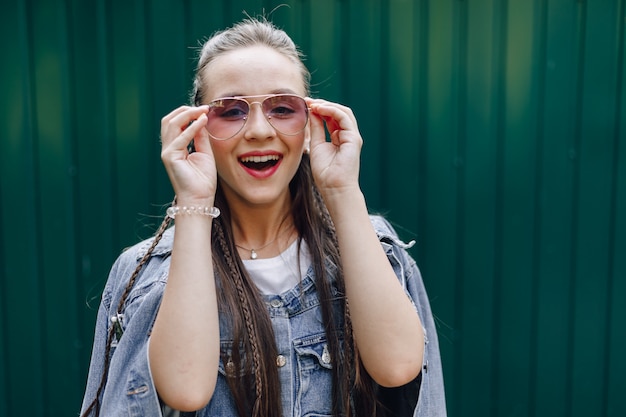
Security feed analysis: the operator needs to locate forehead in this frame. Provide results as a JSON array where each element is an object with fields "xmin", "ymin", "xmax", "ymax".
[{"xmin": 202, "ymin": 45, "xmax": 306, "ymax": 100}]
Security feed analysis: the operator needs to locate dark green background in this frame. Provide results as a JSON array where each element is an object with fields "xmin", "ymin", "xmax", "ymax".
[{"xmin": 0, "ymin": 0, "xmax": 624, "ymax": 416}]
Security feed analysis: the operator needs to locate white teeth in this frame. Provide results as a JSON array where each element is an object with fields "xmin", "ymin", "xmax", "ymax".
[{"xmin": 240, "ymin": 155, "xmax": 280, "ymax": 163}]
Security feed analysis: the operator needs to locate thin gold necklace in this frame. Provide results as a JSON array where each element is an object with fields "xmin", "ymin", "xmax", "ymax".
[{"xmin": 235, "ymin": 226, "xmax": 292, "ymax": 260}]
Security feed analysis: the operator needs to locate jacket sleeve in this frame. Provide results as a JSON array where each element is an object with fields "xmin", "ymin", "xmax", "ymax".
[
  {"xmin": 371, "ymin": 215, "xmax": 448, "ymax": 417},
  {"xmin": 80, "ymin": 240, "xmax": 169, "ymax": 417},
  {"xmin": 79, "ymin": 255, "xmax": 119, "ymax": 414}
]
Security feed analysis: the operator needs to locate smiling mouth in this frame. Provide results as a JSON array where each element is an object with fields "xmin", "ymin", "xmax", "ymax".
[{"xmin": 239, "ymin": 154, "xmax": 281, "ymax": 171}]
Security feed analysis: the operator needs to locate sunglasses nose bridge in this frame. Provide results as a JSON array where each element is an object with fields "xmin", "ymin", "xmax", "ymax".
[
  {"xmin": 253, "ymin": 99, "xmax": 281, "ymax": 128},
  {"xmin": 242, "ymin": 100, "xmax": 275, "ymax": 133},
  {"xmin": 248, "ymin": 100, "xmax": 269, "ymax": 116}
]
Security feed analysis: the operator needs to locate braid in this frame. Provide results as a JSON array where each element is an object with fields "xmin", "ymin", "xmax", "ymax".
[
  {"xmin": 320, "ymin": 202, "xmax": 358, "ymax": 415},
  {"xmin": 213, "ymin": 218, "xmax": 264, "ymax": 415},
  {"xmin": 80, "ymin": 326, "xmax": 116, "ymax": 417},
  {"xmin": 343, "ymin": 298, "xmax": 356, "ymax": 414},
  {"xmin": 115, "ymin": 216, "xmax": 172, "ymax": 316},
  {"xmin": 311, "ymin": 183, "xmax": 378, "ymax": 416},
  {"xmin": 81, "ymin": 215, "xmax": 172, "ymax": 417},
  {"xmin": 312, "ymin": 186, "xmax": 354, "ymax": 414}
]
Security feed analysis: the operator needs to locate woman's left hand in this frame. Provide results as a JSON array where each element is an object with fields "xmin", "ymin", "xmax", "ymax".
[{"xmin": 306, "ymin": 98, "xmax": 363, "ymax": 197}]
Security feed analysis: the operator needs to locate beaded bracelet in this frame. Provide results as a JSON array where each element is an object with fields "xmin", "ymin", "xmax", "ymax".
[{"xmin": 166, "ymin": 205, "xmax": 221, "ymax": 219}]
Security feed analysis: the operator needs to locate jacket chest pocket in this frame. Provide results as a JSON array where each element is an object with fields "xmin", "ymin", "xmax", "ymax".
[{"xmin": 293, "ymin": 334, "xmax": 334, "ymax": 417}]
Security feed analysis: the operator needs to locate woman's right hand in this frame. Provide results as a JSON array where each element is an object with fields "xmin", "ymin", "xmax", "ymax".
[
  {"xmin": 160, "ymin": 105, "xmax": 217, "ymax": 205},
  {"xmin": 154, "ymin": 105, "xmax": 221, "ymax": 409}
]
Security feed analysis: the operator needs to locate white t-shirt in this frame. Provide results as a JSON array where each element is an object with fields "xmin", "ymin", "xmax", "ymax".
[{"xmin": 243, "ymin": 239, "xmax": 312, "ymax": 295}]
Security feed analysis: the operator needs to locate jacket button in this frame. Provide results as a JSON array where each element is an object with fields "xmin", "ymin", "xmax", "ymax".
[
  {"xmin": 276, "ymin": 355, "xmax": 287, "ymax": 367},
  {"xmin": 270, "ymin": 299, "xmax": 283, "ymax": 308},
  {"xmin": 322, "ymin": 344, "xmax": 331, "ymax": 364},
  {"xmin": 225, "ymin": 359, "xmax": 235, "ymax": 376}
]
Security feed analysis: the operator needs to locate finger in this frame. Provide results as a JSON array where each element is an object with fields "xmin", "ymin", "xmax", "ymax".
[
  {"xmin": 308, "ymin": 110, "xmax": 327, "ymax": 149},
  {"xmin": 167, "ymin": 106, "xmax": 208, "ymax": 133},
  {"xmin": 312, "ymin": 112, "xmax": 342, "ymax": 149},
  {"xmin": 161, "ymin": 106, "xmax": 208, "ymax": 147},
  {"xmin": 309, "ymin": 101, "xmax": 356, "ymax": 133},
  {"xmin": 169, "ymin": 113, "xmax": 208, "ymax": 151},
  {"xmin": 161, "ymin": 105, "xmax": 192, "ymax": 125},
  {"xmin": 307, "ymin": 98, "xmax": 356, "ymax": 121},
  {"xmin": 191, "ymin": 119, "xmax": 212, "ymax": 155},
  {"xmin": 161, "ymin": 106, "xmax": 193, "ymax": 141}
]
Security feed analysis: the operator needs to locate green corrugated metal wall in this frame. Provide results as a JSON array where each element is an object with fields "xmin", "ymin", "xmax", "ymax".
[{"xmin": 0, "ymin": 0, "xmax": 624, "ymax": 416}]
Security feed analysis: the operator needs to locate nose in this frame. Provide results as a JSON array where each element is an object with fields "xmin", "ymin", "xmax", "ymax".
[{"xmin": 243, "ymin": 101, "xmax": 274, "ymax": 140}]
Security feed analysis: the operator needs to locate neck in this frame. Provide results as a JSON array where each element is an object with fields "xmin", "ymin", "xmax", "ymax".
[{"xmin": 228, "ymin": 197, "xmax": 296, "ymax": 257}]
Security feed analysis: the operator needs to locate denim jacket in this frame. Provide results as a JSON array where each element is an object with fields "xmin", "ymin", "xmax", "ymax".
[{"xmin": 80, "ymin": 215, "xmax": 447, "ymax": 416}]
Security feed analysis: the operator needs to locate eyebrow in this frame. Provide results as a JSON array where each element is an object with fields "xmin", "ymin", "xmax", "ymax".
[{"xmin": 217, "ymin": 88, "xmax": 300, "ymax": 98}]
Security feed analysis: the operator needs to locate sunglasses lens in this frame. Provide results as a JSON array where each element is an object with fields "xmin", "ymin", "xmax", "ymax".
[
  {"xmin": 206, "ymin": 95, "xmax": 308, "ymax": 140},
  {"xmin": 206, "ymin": 98, "xmax": 249, "ymax": 140},
  {"xmin": 262, "ymin": 95, "xmax": 308, "ymax": 135}
]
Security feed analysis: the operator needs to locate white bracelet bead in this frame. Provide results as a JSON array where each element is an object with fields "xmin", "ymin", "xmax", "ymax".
[{"xmin": 166, "ymin": 205, "xmax": 220, "ymax": 219}]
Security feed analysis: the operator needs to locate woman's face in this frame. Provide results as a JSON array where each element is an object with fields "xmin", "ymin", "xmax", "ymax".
[{"xmin": 201, "ymin": 45, "xmax": 309, "ymax": 211}]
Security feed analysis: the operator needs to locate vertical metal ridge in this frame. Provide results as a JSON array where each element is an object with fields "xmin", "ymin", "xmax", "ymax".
[
  {"xmin": 65, "ymin": 0, "xmax": 99, "ymax": 396},
  {"xmin": 183, "ymin": 0, "xmax": 192, "ymax": 75},
  {"xmin": 339, "ymin": 0, "xmax": 350, "ymax": 102},
  {"xmin": 0, "ymin": 152, "xmax": 5, "ymax": 416},
  {"xmin": 299, "ymin": 0, "xmax": 311, "ymax": 61},
  {"xmin": 0, "ymin": 84, "xmax": 7, "ymax": 417},
  {"xmin": 22, "ymin": 0, "xmax": 46, "ymax": 410},
  {"xmin": 68, "ymin": 0, "xmax": 88, "ymax": 382},
  {"xmin": 490, "ymin": 0, "xmax": 507, "ymax": 414},
  {"xmin": 454, "ymin": 0, "xmax": 468, "ymax": 276},
  {"xmin": 529, "ymin": 0, "xmax": 548, "ymax": 415},
  {"xmin": 56, "ymin": 0, "xmax": 82, "ymax": 398},
  {"xmin": 378, "ymin": 0, "xmax": 389, "ymax": 204},
  {"xmin": 565, "ymin": 1, "xmax": 588, "ymax": 414},
  {"xmin": 97, "ymin": 0, "xmax": 118, "ymax": 251},
  {"xmin": 140, "ymin": 0, "xmax": 158, "ymax": 209},
  {"xmin": 602, "ymin": 0, "xmax": 626, "ymax": 414},
  {"xmin": 415, "ymin": 0, "xmax": 429, "ymax": 241},
  {"xmin": 452, "ymin": 0, "xmax": 469, "ymax": 413}
]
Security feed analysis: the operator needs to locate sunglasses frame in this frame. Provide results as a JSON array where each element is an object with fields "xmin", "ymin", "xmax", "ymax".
[{"xmin": 205, "ymin": 93, "xmax": 309, "ymax": 140}]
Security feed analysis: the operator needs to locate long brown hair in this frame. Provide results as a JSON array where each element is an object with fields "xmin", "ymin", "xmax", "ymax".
[{"xmin": 82, "ymin": 17, "xmax": 379, "ymax": 417}]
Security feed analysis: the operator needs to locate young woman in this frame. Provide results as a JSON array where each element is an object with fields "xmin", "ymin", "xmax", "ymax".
[{"xmin": 80, "ymin": 17, "xmax": 446, "ymax": 417}]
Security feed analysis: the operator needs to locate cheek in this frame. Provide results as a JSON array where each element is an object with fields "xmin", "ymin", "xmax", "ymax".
[
  {"xmin": 288, "ymin": 138, "xmax": 306, "ymax": 170},
  {"xmin": 293, "ymin": 128, "xmax": 309, "ymax": 153},
  {"xmin": 209, "ymin": 140, "xmax": 234, "ymax": 172}
]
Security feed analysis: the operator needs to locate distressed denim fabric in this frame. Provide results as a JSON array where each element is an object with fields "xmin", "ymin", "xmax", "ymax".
[{"xmin": 80, "ymin": 216, "xmax": 447, "ymax": 416}]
